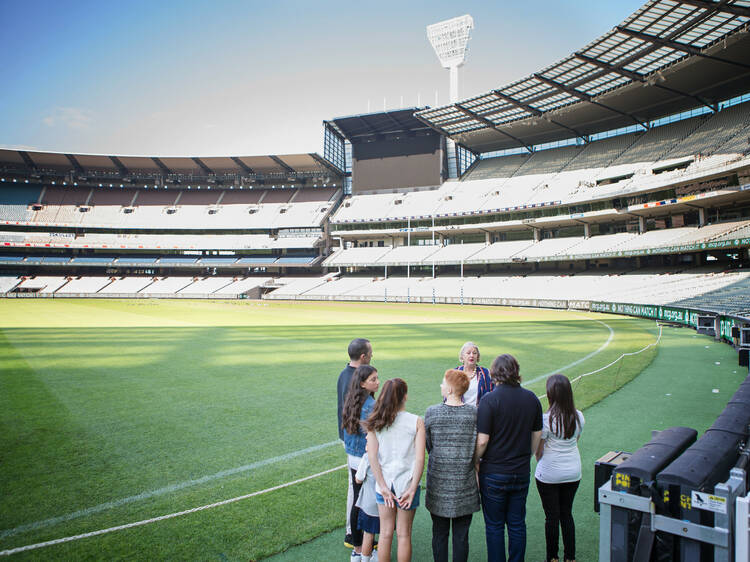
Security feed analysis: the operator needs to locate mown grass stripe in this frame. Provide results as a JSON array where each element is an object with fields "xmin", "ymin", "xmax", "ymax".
[
  {"xmin": 0, "ymin": 440, "xmax": 339, "ymax": 540},
  {"xmin": 0, "ymin": 465, "xmax": 347, "ymax": 557}
]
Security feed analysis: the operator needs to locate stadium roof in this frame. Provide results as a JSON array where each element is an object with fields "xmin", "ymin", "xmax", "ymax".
[
  {"xmin": 415, "ymin": 0, "xmax": 750, "ymax": 154},
  {"xmin": 0, "ymin": 149, "xmax": 343, "ymax": 178},
  {"xmin": 325, "ymin": 109, "xmax": 436, "ymax": 143}
]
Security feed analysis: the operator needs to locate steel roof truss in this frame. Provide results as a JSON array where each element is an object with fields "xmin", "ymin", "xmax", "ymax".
[
  {"xmin": 533, "ymin": 73, "xmax": 648, "ymax": 129},
  {"xmin": 454, "ymin": 104, "xmax": 532, "ymax": 151},
  {"xmin": 230, "ymin": 157, "xmax": 254, "ymax": 175},
  {"xmin": 615, "ymin": 25, "xmax": 750, "ymax": 71},
  {"xmin": 678, "ymin": 0, "xmax": 750, "ymax": 19},
  {"xmin": 192, "ymin": 157, "xmax": 214, "ymax": 175},
  {"xmin": 574, "ymin": 52, "xmax": 718, "ymax": 111},
  {"xmin": 269, "ymin": 155, "xmax": 296, "ymax": 175}
]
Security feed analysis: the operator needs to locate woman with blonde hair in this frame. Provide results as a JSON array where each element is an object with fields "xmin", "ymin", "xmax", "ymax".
[
  {"xmin": 366, "ymin": 378, "xmax": 426, "ymax": 562},
  {"xmin": 456, "ymin": 341, "xmax": 493, "ymax": 406}
]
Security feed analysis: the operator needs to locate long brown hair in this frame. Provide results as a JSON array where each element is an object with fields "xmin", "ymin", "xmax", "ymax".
[
  {"xmin": 546, "ymin": 373, "xmax": 579, "ymax": 439},
  {"xmin": 342, "ymin": 366, "xmax": 378, "ymax": 434},
  {"xmin": 365, "ymin": 378, "xmax": 407, "ymax": 433}
]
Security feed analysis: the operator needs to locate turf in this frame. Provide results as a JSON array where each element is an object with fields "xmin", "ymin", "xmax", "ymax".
[
  {"xmin": 0, "ymin": 299, "xmax": 667, "ymax": 559},
  {"xmin": 268, "ymin": 324, "xmax": 746, "ymax": 561}
]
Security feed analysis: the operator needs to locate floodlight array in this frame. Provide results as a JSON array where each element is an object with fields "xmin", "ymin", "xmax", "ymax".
[{"xmin": 426, "ymin": 14, "xmax": 474, "ymax": 69}]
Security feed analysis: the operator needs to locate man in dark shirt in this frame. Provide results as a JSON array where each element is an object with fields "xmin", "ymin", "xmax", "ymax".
[
  {"xmin": 336, "ymin": 338, "xmax": 373, "ymax": 548},
  {"xmin": 475, "ymin": 354, "xmax": 542, "ymax": 562}
]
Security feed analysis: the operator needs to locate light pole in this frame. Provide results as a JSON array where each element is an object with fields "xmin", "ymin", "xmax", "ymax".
[{"xmin": 426, "ymin": 14, "xmax": 474, "ymax": 178}]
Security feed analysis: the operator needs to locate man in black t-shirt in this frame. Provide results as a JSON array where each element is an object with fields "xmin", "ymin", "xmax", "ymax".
[
  {"xmin": 336, "ymin": 338, "xmax": 373, "ymax": 549},
  {"xmin": 475, "ymin": 354, "xmax": 542, "ymax": 562}
]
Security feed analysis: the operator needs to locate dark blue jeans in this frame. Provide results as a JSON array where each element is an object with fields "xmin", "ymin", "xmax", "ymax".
[{"xmin": 479, "ymin": 472, "xmax": 530, "ymax": 562}]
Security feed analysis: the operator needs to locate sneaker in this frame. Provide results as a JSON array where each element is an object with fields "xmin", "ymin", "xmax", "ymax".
[
  {"xmin": 350, "ymin": 552, "xmax": 362, "ymax": 562},
  {"xmin": 344, "ymin": 534, "xmax": 354, "ymax": 549}
]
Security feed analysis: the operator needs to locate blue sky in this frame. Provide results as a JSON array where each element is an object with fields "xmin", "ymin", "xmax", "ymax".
[{"xmin": 0, "ymin": 0, "xmax": 643, "ymax": 157}]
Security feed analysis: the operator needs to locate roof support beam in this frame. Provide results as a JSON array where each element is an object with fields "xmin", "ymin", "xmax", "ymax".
[
  {"xmin": 615, "ymin": 26, "xmax": 750, "ymax": 71},
  {"xmin": 192, "ymin": 157, "xmax": 214, "ymax": 175},
  {"xmin": 65, "ymin": 154, "xmax": 84, "ymax": 175},
  {"xmin": 574, "ymin": 52, "xmax": 718, "ymax": 112},
  {"xmin": 533, "ymin": 73, "xmax": 648, "ymax": 129},
  {"xmin": 309, "ymin": 152, "xmax": 345, "ymax": 176},
  {"xmin": 678, "ymin": 0, "xmax": 750, "ymax": 18},
  {"xmin": 269, "ymin": 155, "xmax": 296, "ymax": 174},
  {"xmin": 454, "ymin": 104, "xmax": 533, "ymax": 152},
  {"xmin": 18, "ymin": 151, "xmax": 37, "ymax": 171},
  {"xmin": 109, "ymin": 156, "xmax": 128, "ymax": 176},
  {"xmin": 151, "ymin": 157, "xmax": 172, "ymax": 175},
  {"xmin": 492, "ymin": 90, "xmax": 588, "ymax": 141},
  {"xmin": 230, "ymin": 157, "xmax": 255, "ymax": 175}
]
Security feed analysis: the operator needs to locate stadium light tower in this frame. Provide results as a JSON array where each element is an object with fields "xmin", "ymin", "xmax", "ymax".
[{"xmin": 426, "ymin": 14, "xmax": 474, "ymax": 103}]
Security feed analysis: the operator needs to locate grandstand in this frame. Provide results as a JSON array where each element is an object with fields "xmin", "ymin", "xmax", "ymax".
[{"xmin": 1, "ymin": 0, "xmax": 749, "ymax": 323}]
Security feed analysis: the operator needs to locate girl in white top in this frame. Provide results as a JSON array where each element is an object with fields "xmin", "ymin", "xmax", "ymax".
[
  {"xmin": 534, "ymin": 374, "xmax": 584, "ymax": 562},
  {"xmin": 366, "ymin": 377, "xmax": 425, "ymax": 562}
]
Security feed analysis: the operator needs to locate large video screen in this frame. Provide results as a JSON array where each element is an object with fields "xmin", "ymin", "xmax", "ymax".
[{"xmin": 352, "ymin": 133, "xmax": 443, "ymax": 193}]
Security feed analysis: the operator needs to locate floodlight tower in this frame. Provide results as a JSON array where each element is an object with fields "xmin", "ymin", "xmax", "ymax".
[
  {"xmin": 427, "ymin": 14, "xmax": 474, "ymax": 104},
  {"xmin": 427, "ymin": 15, "xmax": 473, "ymax": 178}
]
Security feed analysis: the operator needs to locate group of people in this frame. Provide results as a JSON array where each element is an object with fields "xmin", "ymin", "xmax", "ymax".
[{"xmin": 336, "ymin": 338, "xmax": 584, "ymax": 562}]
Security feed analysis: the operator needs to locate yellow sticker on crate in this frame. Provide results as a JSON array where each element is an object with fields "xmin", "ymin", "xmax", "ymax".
[{"xmin": 614, "ymin": 473, "xmax": 630, "ymax": 489}]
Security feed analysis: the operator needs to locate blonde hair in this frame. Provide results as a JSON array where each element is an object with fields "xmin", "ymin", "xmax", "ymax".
[
  {"xmin": 459, "ymin": 341, "xmax": 480, "ymax": 363},
  {"xmin": 444, "ymin": 368, "xmax": 470, "ymax": 397}
]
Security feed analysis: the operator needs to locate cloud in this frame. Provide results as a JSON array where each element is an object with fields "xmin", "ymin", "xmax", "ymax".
[{"xmin": 42, "ymin": 107, "xmax": 94, "ymax": 130}]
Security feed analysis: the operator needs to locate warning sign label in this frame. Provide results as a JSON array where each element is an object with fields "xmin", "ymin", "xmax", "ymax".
[{"xmin": 691, "ymin": 491, "xmax": 727, "ymax": 514}]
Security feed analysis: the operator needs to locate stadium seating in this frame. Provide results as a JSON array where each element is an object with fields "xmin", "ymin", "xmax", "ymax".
[
  {"xmin": 100, "ymin": 277, "xmax": 156, "ymax": 294},
  {"xmin": 0, "ymin": 276, "xmax": 21, "ymax": 293},
  {"xmin": 0, "ymin": 184, "xmax": 339, "ymax": 230},
  {"xmin": 56, "ymin": 277, "xmax": 114, "ymax": 293},
  {"xmin": 140, "ymin": 277, "xmax": 196, "ymax": 294},
  {"xmin": 328, "ymin": 103, "xmax": 750, "ymax": 225}
]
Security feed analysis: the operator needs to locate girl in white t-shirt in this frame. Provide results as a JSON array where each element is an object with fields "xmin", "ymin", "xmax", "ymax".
[
  {"xmin": 365, "ymin": 378, "xmax": 425, "ymax": 562},
  {"xmin": 534, "ymin": 374, "xmax": 584, "ymax": 562}
]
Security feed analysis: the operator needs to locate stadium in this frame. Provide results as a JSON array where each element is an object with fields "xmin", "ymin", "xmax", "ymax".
[{"xmin": 1, "ymin": 0, "xmax": 750, "ymax": 560}]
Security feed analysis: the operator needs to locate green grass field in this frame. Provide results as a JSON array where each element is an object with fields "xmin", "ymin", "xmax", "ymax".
[{"xmin": 1, "ymin": 299, "xmax": 666, "ymax": 559}]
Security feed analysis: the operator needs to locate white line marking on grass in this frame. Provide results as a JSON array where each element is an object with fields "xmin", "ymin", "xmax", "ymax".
[
  {"xmin": 523, "ymin": 318, "xmax": 615, "ymax": 386},
  {"xmin": 0, "ymin": 465, "xmax": 347, "ymax": 557},
  {"xmin": 534, "ymin": 323, "xmax": 663, "ymax": 399},
  {"xmin": 0, "ymin": 440, "xmax": 339, "ymax": 540}
]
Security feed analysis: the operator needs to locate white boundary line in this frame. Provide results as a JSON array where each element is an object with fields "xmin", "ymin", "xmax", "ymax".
[
  {"xmin": 0, "ymin": 440, "xmax": 340, "ymax": 540},
  {"xmin": 0, "ymin": 465, "xmax": 347, "ymax": 557},
  {"xmin": 523, "ymin": 318, "xmax": 615, "ymax": 386},
  {"xmin": 534, "ymin": 322, "xmax": 663, "ymax": 399}
]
